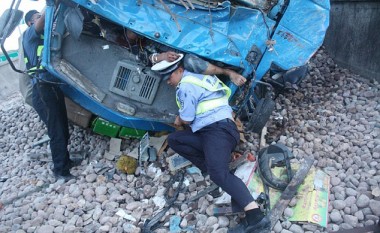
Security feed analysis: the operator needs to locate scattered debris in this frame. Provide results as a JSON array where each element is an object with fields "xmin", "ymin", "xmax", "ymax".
[
  {"xmin": 166, "ymin": 153, "xmax": 192, "ymax": 172},
  {"xmin": 109, "ymin": 138, "xmax": 122, "ymax": 154},
  {"xmin": 152, "ymin": 196, "xmax": 166, "ymax": 209},
  {"xmin": 32, "ymin": 134, "xmax": 50, "ymax": 147},
  {"xmin": 289, "ymin": 168, "xmax": 330, "ymax": 227},
  {"xmin": 186, "ymin": 166, "xmax": 202, "ymax": 176},
  {"xmin": 169, "ymin": 215, "xmax": 181, "ymax": 233},
  {"xmin": 104, "ymin": 137, "xmax": 122, "ymax": 161},
  {"xmin": 149, "ymin": 135, "xmax": 168, "ymax": 157},
  {"xmin": 142, "ymin": 171, "xmax": 184, "ymax": 233},
  {"xmin": 26, "ymin": 152, "xmax": 52, "ymax": 162},
  {"xmin": 270, "ymin": 157, "xmax": 314, "ymax": 230},
  {"xmin": 115, "ymin": 209, "xmax": 137, "ymax": 222}
]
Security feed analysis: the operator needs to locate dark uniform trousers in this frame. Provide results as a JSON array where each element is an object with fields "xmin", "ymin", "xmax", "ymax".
[
  {"xmin": 168, "ymin": 119, "xmax": 254, "ymax": 209},
  {"xmin": 32, "ymin": 79, "xmax": 71, "ymax": 176}
]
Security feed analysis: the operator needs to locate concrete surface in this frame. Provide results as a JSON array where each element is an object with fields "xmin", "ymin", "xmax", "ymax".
[{"xmin": 324, "ymin": 0, "xmax": 380, "ymax": 82}]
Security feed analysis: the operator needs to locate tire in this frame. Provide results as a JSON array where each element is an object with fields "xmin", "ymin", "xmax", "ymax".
[{"xmin": 246, "ymin": 97, "xmax": 275, "ymax": 134}]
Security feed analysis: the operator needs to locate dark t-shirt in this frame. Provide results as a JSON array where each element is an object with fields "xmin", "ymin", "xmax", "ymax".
[{"xmin": 23, "ymin": 25, "xmax": 43, "ymax": 69}]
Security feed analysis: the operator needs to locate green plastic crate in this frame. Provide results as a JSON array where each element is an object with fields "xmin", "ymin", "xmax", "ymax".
[
  {"xmin": 119, "ymin": 126, "xmax": 146, "ymax": 139},
  {"xmin": 91, "ymin": 117, "xmax": 120, "ymax": 137}
]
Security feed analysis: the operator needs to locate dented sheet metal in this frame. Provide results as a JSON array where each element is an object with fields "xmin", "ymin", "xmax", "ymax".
[{"xmin": 69, "ymin": 0, "xmax": 273, "ymax": 71}]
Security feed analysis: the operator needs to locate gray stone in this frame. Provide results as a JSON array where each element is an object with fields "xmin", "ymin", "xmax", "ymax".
[
  {"xmin": 330, "ymin": 210, "xmax": 343, "ymax": 223},
  {"xmin": 95, "ymin": 186, "xmax": 107, "ymax": 196},
  {"xmin": 205, "ymin": 216, "xmax": 218, "ymax": 226},
  {"xmin": 356, "ymin": 194, "xmax": 370, "ymax": 208},
  {"xmin": 343, "ymin": 215, "xmax": 358, "ymax": 227},
  {"xmin": 333, "ymin": 200, "xmax": 346, "ymax": 210},
  {"xmin": 280, "ymin": 230, "xmax": 292, "ymax": 233},
  {"xmin": 284, "ymin": 208, "xmax": 293, "ymax": 219},
  {"xmin": 331, "ymin": 177, "xmax": 341, "ymax": 186},
  {"xmin": 273, "ymin": 221, "xmax": 283, "ymax": 233},
  {"xmin": 85, "ymin": 174, "xmax": 97, "ymax": 183},
  {"xmin": 289, "ymin": 224, "xmax": 304, "ymax": 233},
  {"xmin": 36, "ymin": 225, "xmax": 54, "ymax": 233},
  {"xmin": 281, "ymin": 220, "xmax": 291, "ymax": 229},
  {"xmin": 346, "ymin": 188, "xmax": 358, "ymax": 196},
  {"xmin": 369, "ymin": 200, "xmax": 380, "ymax": 215},
  {"xmin": 341, "ymin": 223, "xmax": 353, "ymax": 230},
  {"xmin": 218, "ymin": 216, "xmax": 229, "ymax": 228},
  {"xmin": 354, "ymin": 211, "xmax": 364, "ymax": 221}
]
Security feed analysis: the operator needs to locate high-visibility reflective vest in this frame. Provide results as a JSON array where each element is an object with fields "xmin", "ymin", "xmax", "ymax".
[
  {"xmin": 23, "ymin": 34, "xmax": 44, "ymax": 75},
  {"xmin": 176, "ymin": 75, "xmax": 231, "ymax": 115}
]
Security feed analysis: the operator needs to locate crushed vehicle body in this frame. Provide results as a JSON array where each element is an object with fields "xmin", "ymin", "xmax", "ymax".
[{"xmin": 1, "ymin": 0, "xmax": 330, "ymax": 133}]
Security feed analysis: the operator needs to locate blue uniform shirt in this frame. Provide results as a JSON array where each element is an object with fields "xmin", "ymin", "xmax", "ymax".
[
  {"xmin": 23, "ymin": 25, "xmax": 42, "ymax": 70},
  {"xmin": 177, "ymin": 70, "xmax": 232, "ymax": 132},
  {"xmin": 23, "ymin": 26, "xmax": 54, "ymax": 83}
]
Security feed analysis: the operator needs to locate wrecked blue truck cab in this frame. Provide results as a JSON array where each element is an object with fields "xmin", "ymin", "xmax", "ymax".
[{"xmin": 39, "ymin": 0, "xmax": 330, "ymax": 132}]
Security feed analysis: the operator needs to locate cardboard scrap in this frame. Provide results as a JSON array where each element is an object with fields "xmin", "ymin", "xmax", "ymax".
[
  {"xmin": 109, "ymin": 138, "xmax": 122, "ymax": 154},
  {"xmin": 288, "ymin": 168, "xmax": 330, "ymax": 227},
  {"xmin": 127, "ymin": 147, "xmax": 139, "ymax": 159},
  {"xmin": 104, "ymin": 138, "xmax": 122, "ymax": 160},
  {"xmin": 139, "ymin": 133, "xmax": 150, "ymax": 162},
  {"xmin": 124, "ymin": 134, "xmax": 167, "ymax": 162},
  {"xmin": 149, "ymin": 135, "xmax": 168, "ymax": 157},
  {"xmin": 166, "ymin": 153, "xmax": 192, "ymax": 172},
  {"xmin": 246, "ymin": 164, "xmax": 330, "ymax": 228},
  {"xmin": 213, "ymin": 160, "xmax": 329, "ymax": 228}
]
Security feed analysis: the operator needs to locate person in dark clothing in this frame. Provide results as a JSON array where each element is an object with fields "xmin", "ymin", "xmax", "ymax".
[
  {"xmin": 160, "ymin": 58, "xmax": 270, "ymax": 233},
  {"xmin": 23, "ymin": 8, "xmax": 74, "ymax": 181}
]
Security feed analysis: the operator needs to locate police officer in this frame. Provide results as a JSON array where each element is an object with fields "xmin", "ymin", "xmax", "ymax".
[
  {"xmin": 23, "ymin": 9, "xmax": 74, "ymax": 181},
  {"xmin": 161, "ymin": 58, "xmax": 270, "ymax": 233}
]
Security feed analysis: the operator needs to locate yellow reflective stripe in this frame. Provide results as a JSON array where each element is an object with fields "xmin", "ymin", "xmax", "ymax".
[
  {"xmin": 37, "ymin": 45, "xmax": 44, "ymax": 57},
  {"xmin": 181, "ymin": 75, "xmax": 231, "ymax": 96},
  {"xmin": 27, "ymin": 65, "xmax": 44, "ymax": 75},
  {"xmin": 27, "ymin": 67, "xmax": 38, "ymax": 75},
  {"xmin": 176, "ymin": 75, "xmax": 231, "ymax": 115},
  {"xmin": 24, "ymin": 57, "xmax": 28, "ymax": 64},
  {"xmin": 195, "ymin": 96, "xmax": 229, "ymax": 115}
]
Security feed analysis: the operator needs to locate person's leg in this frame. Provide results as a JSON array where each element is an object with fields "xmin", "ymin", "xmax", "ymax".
[
  {"xmin": 200, "ymin": 121, "xmax": 255, "ymax": 209},
  {"xmin": 167, "ymin": 129, "xmax": 207, "ymax": 172},
  {"xmin": 37, "ymin": 82, "xmax": 70, "ymax": 176},
  {"xmin": 32, "ymin": 83, "xmax": 48, "ymax": 125},
  {"xmin": 200, "ymin": 122, "xmax": 270, "ymax": 233}
]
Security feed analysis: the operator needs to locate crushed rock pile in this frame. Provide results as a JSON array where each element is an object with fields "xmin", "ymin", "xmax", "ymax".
[{"xmin": 0, "ymin": 48, "xmax": 379, "ymax": 233}]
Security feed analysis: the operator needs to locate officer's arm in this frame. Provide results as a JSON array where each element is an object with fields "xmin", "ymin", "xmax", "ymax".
[
  {"xmin": 203, "ymin": 63, "xmax": 246, "ymax": 86},
  {"xmin": 34, "ymin": 10, "xmax": 46, "ymax": 34},
  {"xmin": 174, "ymin": 116, "xmax": 191, "ymax": 126}
]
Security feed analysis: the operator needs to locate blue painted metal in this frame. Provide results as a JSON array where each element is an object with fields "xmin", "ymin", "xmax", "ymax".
[
  {"xmin": 42, "ymin": 2, "xmax": 174, "ymax": 132},
  {"xmin": 69, "ymin": 0, "xmax": 273, "ymax": 71},
  {"xmin": 255, "ymin": 0, "xmax": 330, "ymax": 81},
  {"xmin": 41, "ymin": 0, "xmax": 330, "ymax": 132}
]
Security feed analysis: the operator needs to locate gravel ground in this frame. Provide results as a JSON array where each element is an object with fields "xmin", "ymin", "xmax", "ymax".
[{"xmin": 0, "ymin": 48, "xmax": 379, "ymax": 233}]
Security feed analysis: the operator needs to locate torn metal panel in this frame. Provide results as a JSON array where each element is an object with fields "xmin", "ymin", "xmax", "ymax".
[{"xmin": 59, "ymin": 59, "xmax": 106, "ymax": 102}]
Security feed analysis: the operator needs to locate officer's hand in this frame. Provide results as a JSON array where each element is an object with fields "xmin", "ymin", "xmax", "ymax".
[
  {"xmin": 160, "ymin": 51, "xmax": 180, "ymax": 62},
  {"xmin": 174, "ymin": 116, "xmax": 183, "ymax": 127},
  {"xmin": 227, "ymin": 69, "xmax": 246, "ymax": 86}
]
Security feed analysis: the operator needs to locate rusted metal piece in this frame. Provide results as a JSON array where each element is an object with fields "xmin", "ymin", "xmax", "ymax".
[{"xmin": 270, "ymin": 157, "xmax": 314, "ymax": 230}]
